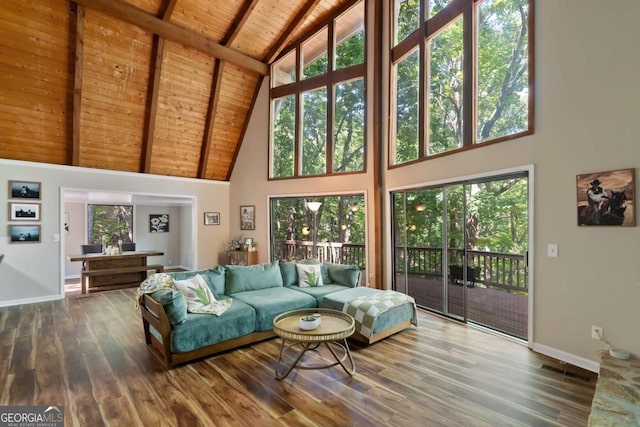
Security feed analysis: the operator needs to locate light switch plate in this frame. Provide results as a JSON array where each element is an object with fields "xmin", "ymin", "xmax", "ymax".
[{"xmin": 547, "ymin": 243, "xmax": 558, "ymax": 257}]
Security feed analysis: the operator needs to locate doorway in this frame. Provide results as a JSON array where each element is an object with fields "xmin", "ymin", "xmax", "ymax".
[{"xmin": 392, "ymin": 172, "xmax": 529, "ymax": 340}]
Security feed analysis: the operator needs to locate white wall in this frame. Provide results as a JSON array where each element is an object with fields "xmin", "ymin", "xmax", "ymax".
[
  {"xmin": 136, "ymin": 205, "xmax": 183, "ymax": 269},
  {"xmin": 230, "ymin": 0, "xmax": 640, "ymax": 369},
  {"xmin": 64, "ymin": 202, "xmax": 85, "ymax": 277},
  {"xmin": 0, "ymin": 160, "xmax": 230, "ymax": 307}
]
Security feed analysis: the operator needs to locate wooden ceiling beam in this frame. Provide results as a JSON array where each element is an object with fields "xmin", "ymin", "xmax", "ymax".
[
  {"xmin": 198, "ymin": 60, "xmax": 223, "ymax": 179},
  {"xmin": 199, "ymin": 0, "xmax": 260, "ymax": 179},
  {"xmin": 142, "ymin": 0, "xmax": 177, "ymax": 173},
  {"xmin": 223, "ymin": 0, "xmax": 260, "ymax": 46},
  {"xmin": 264, "ymin": 0, "xmax": 323, "ymax": 64},
  {"xmin": 71, "ymin": 4, "xmax": 85, "ymax": 166},
  {"xmin": 73, "ymin": 0, "xmax": 268, "ymax": 75}
]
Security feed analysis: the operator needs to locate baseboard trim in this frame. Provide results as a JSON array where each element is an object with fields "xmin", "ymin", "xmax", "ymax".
[
  {"xmin": 0, "ymin": 293, "xmax": 63, "ymax": 308},
  {"xmin": 532, "ymin": 342, "xmax": 600, "ymax": 373}
]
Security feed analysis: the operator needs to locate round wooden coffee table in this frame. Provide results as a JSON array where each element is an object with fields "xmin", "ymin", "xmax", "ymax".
[{"xmin": 273, "ymin": 308, "xmax": 355, "ymax": 380}]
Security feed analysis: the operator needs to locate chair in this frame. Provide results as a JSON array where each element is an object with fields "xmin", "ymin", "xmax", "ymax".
[
  {"xmin": 81, "ymin": 244, "xmax": 103, "ymax": 254},
  {"xmin": 122, "ymin": 242, "xmax": 136, "ymax": 252}
]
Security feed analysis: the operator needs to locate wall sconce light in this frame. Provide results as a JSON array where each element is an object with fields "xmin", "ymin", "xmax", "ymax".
[
  {"xmin": 415, "ymin": 204, "xmax": 427, "ymax": 212},
  {"xmin": 349, "ymin": 205, "xmax": 359, "ymax": 212}
]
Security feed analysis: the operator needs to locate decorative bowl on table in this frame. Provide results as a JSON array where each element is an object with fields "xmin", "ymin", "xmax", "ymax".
[{"xmin": 299, "ymin": 315, "xmax": 320, "ymax": 331}]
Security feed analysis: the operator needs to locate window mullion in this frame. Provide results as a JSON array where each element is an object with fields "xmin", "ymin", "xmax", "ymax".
[
  {"xmin": 327, "ymin": 21, "xmax": 335, "ymax": 174},
  {"xmin": 294, "ymin": 46, "xmax": 302, "ymax": 176},
  {"xmin": 462, "ymin": 1, "xmax": 473, "ymax": 147},
  {"xmin": 419, "ymin": 40, "xmax": 426, "ymax": 157}
]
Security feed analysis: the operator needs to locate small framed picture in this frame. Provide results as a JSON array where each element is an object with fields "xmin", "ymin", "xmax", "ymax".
[
  {"xmin": 150, "ymin": 214, "xmax": 169, "ymax": 232},
  {"xmin": 240, "ymin": 205, "xmax": 255, "ymax": 230},
  {"xmin": 9, "ymin": 224, "xmax": 41, "ymax": 243},
  {"xmin": 204, "ymin": 212, "xmax": 220, "ymax": 225},
  {"xmin": 9, "ymin": 181, "xmax": 41, "ymax": 199},
  {"xmin": 577, "ymin": 168, "xmax": 635, "ymax": 226},
  {"xmin": 9, "ymin": 202, "xmax": 41, "ymax": 221},
  {"xmin": 244, "ymin": 238, "xmax": 253, "ymax": 246}
]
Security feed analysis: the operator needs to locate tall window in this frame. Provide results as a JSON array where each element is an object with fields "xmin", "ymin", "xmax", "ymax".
[
  {"xmin": 390, "ymin": 0, "xmax": 533, "ymax": 166},
  {"xmin": 88, "ymin": 205, "xmax": 133, "ymax": 245},
  {"xmin": 270, "ymin": 0, "xmax": 366, "ymax": 178},
  {"xmin": 270, "ymin": 194, "xmax": 366, "ymax": 269}
]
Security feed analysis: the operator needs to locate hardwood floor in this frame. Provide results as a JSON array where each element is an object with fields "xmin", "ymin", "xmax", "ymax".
[{"xmin": 0, "ymin": 289, "xmax": 596, "ymax": 426}]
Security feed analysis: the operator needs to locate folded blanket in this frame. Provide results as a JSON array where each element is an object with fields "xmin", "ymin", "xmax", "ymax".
[
  {"xmin": 136, "ymin": 272, "xmax": 232, "ymax": 317},
  {"xmin": 342, "ymin": 290, "xmax": 418, "ymax": 338},
  {"xmin": 135, "ymin": 273, "xmax": 175, "ymax": 308}
]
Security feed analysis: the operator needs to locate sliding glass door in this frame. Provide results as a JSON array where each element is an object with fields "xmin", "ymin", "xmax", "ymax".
[{"xmin": 392, "ymin": 173, "xmax": 529, "ymax": 339}]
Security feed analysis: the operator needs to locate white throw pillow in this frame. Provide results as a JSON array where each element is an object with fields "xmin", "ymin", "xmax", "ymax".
[
  {"xmin": 173, "ymin": 274, "xmax": 231, "ymax": 316},
  {"xmin": 296, "ymin": 263, "xmax": 323, "ymax": 287}
]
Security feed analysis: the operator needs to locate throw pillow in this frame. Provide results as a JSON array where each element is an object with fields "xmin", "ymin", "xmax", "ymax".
[
  {"xmin": 174, "ymin": 274, "xmax": 232, "ymax": 316},
  {"xmin": 225, "ymin": 261, "xmax": 283, "ymax": 294},
  {"xmin": 279, "ymin": 261, "xmax": 298, "ymax": 287},
  {"xmin": 296, "ymin": 263, "xmax": 323, "ymax": 288},
  {"xmin": 327, "ymin": 265, "xmax": 361, "ymax": 287}
]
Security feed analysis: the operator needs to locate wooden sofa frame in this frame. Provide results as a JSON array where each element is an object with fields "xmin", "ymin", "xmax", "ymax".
[{"xmin": 140, "ymin": 294, "xmax": 276, "ymax": 369}]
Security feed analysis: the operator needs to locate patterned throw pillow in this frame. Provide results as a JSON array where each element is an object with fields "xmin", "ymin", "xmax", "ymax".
[
  {"xmin": 173, "ymin": 274, "xmax": 232, "ymax": 316},
  {"xmin": 295, "ymin": 263, "xmax": 323, "ymax": 288}
]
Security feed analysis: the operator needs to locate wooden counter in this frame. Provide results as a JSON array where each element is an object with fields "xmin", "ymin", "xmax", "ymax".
[{"xmin": 68, "ymin": 250, "xmax": 164, "ymax": 294}]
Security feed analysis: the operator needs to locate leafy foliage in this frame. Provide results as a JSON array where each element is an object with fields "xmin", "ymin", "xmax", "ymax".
[
  {"xmin": 394, "ymin": 50, "xmax": 420, "ymax": 164},
  {"xmin": 393, "ymin": 0, "xmax": 530, "ymax": 163},
  {"xmin": 393, "ymin": 176, "xmax": 528, "ymax": 255},
  {"xmin": 334, "ymin": 79, "xmax": 365, "ymax": 172},
  {"xmin": 272, "ymin": 95, "xmax": 295, "ymax": 177},
  {"xmin": 304, "ymin": 270, "xmax": 320, "ymax": 287},
  {"xmin": 302, "ymin": 88, "xmax": 327, "ymax": 175},
  {"xmin": 271, "ymin": 195, "xmax": 365, "ymax": 245},
  {"xmin": 88, "ymin": 205, "xmax": 133, "ymax": 245},
  {"xmin": 270, "ymin": 1, "xmax": 365, "ymax": 178},
  {"xmin": 190, "ymin": 284, "xmax": 211, "ymax": 305}
]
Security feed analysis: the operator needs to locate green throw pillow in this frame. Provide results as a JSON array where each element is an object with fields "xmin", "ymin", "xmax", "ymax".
[
  {"xmin": 327, "ymin": 265, "xmax": 361, "ymax": 287},
  {"xmin": 150, "ymin": 289, "xmax": 188, "ymax": 325},
  {"xmin": 279, "ymin": 261, "xmax": 298, "ymax": 287},
  {"xmin": 225, "ymin": 261, "xmax": 283, "ymax": 294}
]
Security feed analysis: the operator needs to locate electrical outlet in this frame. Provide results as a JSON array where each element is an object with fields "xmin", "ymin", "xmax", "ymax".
[{"xmin": 591, "ymin": 325, "xmax": 603, "ymax": 340}]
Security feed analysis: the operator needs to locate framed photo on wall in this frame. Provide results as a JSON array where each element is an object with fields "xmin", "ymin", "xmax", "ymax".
[
  {"xmin": 149, "ymin": 214, "xmax": 170, "ymax": 232},
  {"xmin": 204, "ymin": 212, "xmax": 220, "ymax": 225},
  {"xmin": 240, "ymin": 205, "xmax": 255, "ymax": 230},
  {"xmin": 9, "ymin": 224, "xmax": 41, "ymax": 243},
  {"xmin": 577, "ymin": 168, "xmax": 635, "ymax": 226},
  {"xmin": 9, "ymin": 180, "xmax": 41, "ymax": 199},
  {"xmin": 9, "ymin": 202, "xmax": 41, "ymax": 221}
]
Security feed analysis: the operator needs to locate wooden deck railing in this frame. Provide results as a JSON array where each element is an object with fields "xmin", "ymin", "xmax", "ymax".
[
  {"xmin": 272, "ymin": 240, "xmax": 366, "ymax": 269},
  {"xmin": 272, "ymin": 240, "xmax": 527, "ymax": 293},
  {"xmin": 395, "ymin": 247, "xmax": 528, "ymax": 293}
]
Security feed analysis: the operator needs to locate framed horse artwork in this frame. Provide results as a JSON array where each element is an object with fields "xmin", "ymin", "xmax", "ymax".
[{"xmin": 577, "ymin": 168, "xmax": 635, "ymax": 226}]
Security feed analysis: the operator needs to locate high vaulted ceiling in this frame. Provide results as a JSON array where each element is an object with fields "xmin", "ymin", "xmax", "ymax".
[{"xmin": 0, "ymin": 0, "xmax": 353, "ymax": 180}]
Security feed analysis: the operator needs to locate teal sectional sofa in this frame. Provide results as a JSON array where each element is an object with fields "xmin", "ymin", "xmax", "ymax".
[{"xmin": 139, "ymin": 261, "xmax": 362, "ymax": 368}]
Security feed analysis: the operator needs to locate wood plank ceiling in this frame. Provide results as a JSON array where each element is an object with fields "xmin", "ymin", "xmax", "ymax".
[{"xmin": 0, "ymin": 0, "xmax": 351, "ymax": 180}]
